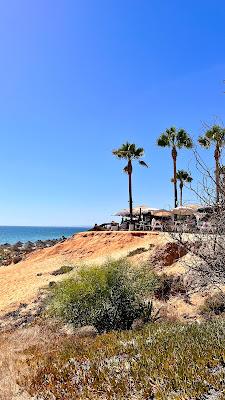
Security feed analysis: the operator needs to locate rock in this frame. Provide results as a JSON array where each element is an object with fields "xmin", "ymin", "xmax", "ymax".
[
  {"xmin": 13, "ymin": 255, "xmax": 22, "ymax": 264},
  {"xmin": 45, "ymin": 240, "xmax": 55, "ymax": 247},
  {"xmin": 35, "ymin": 240, "xmax": 45, "ymax": 248},
  {"xmin": 36, "ymin": 272, "xmax": 42, "ymax": 276},
  {"xmin": 49, "ymin": 281, "xmax": 57, "ymax": 288},
  {"xmin": 2, "ymin": 258, "xmax": 12, "ymax": 266},
  {"xmin": 148, "ymin": 242, "xmax": 188, "ymax": 267},
  {"xmin": 12, "ymin": 241, "xmax": 23, "ymax": 250},
  {"xmin": 4, "ymin": 309, "xmax": 20, "ymax": 318},
  {"xmin": 22, "ymin": 241, "xmax": 34, "ymax": 251}
]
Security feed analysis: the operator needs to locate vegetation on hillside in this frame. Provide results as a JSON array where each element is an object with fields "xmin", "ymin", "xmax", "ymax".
[
  {"xmin": 21, "ymin": 320, "xmax": 225, "ymax": 399},
  {"xmin": 47, "ymin": 259, "xmax": 159, "ymax": 333}
]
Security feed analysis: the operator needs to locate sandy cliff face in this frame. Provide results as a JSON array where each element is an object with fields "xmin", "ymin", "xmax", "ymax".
[
  {"xmin": 25, "ymin": 230, "xmax": 166, "ymax": 263},
  {"xmin": 0, "ymin": 231, "xmax": 167, "ymax": 315}
]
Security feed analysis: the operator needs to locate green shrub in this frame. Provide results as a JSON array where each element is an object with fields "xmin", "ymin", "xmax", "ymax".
[
  {"xmin": 127, "ymin": 247, "xmax": 148, "ymax": 257},
  {"xmin": 48, "ymin": 259, "xmax": 158, "ymax": 333},
  {"xmin": 201, "ymin": 292, "xmax": 225, "ymax": 316}
]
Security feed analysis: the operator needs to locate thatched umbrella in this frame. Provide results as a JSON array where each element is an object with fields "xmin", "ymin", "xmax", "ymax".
[
  {"xmin": 172, "ymin": 205, "xmax": 196, "ymax": 216},
  {"xmin": 151, "ymin": 209, "xmax": 172, "ymax": 217},
  {"xmin": 133, "ymin": 205, "xmax": 159, "ymax": 215},
  {"xmin": 184, "ymin": 204, "xmax": 201, "ymax": 211},
  {"xmin": 114, "ymin": 205, "xmax": 159, "ymax": 218},
  {"xmin": 113, "ymin": 208, "xmax": 130, "ymax": 217}
]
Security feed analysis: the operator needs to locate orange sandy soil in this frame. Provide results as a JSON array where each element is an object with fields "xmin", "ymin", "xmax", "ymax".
[{"xmin": 0, "ymin": 231, "xmax": 168, "ymax": 315}]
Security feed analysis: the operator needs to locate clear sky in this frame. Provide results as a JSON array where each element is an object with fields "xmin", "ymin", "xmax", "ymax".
[{"xmin": 0, "ymin": 0, "xmax": 225, "ymax": 226}]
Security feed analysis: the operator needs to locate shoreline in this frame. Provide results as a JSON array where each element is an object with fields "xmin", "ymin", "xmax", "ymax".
[
  {"xmin": 0, "ymin": 236, "xmax": 68, "ymax": 266},
  {"xmin": 0, "ymin": 226, "xmax": 90, "ymax": 246}
]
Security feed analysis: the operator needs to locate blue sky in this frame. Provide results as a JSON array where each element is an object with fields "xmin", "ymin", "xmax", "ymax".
[{"xmin": 0, "ymin": 0, "xmax": 225, "ymax": 226}]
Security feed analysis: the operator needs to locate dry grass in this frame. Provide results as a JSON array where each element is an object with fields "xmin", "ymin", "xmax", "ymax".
[
  {"xmin": 16, "ymin": 319, "xmax": 225, "ymax": 400},
  {"xmin": 0, "ymin": 323, "xmax": 60, "ymax": 399}
]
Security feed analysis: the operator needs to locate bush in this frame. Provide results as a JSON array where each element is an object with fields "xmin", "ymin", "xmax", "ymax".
[
  {"xmin": 127, "ymin": 247, "xmax": 148, "ymax": 257},
  {"xmin": 48, "ymin": 259, "xmax": 158, "ymax": 333},
  {"xmin": 51, "ymin": 265, "xmax": 73, "ymax": 276},
  {"xmin": 201, "ymin": 292, "xmax": 225, "ymax": 316},
  {"xmin": 154, "ymin": 273, "xmax": 186, "ymax": 301}
]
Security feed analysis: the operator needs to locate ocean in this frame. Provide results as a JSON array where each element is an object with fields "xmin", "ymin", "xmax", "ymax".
[{"xmin": 0, "ymin": 226, "xmax": 90, "ymax": 245}]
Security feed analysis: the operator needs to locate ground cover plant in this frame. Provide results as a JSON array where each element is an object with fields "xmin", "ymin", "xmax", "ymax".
[
  {"xmin": 20, "ymin": 319, "xmax": 225, "ymax": 400},
  {"xmin": 48, "ymin": 259, "xmax": 159, "ymax": 333}
]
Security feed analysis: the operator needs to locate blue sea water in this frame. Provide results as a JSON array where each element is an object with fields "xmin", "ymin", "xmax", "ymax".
[{"xmin": 0, "ymin": 226, "xmax": 90, "ymax": 245}]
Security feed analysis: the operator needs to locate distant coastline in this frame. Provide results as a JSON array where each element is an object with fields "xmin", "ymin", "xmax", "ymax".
[{"xmin": 0, "ymin": 226, "xmax": 90, "ymax": 245}]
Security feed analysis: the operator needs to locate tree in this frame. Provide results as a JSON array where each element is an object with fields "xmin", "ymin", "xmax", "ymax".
[
  {"xmin": 157, "ymin": 127, "xmax": 193, "ymax": 208},
  {"xmin": 112, "ymin": 143, "xmax": 148, "ymax": 222},
  {"xmin": 174, "ymin": 170, "xmax": 193, "ymax": 206},
  {"xmin": 198, "ymin": 125, "xmax": 225, "ymax": 204}
]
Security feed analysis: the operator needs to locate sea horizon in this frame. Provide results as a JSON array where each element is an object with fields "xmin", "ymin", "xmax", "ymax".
[{"xmin": 0, "ymin": 226, "xmax": 90, "ymax": 245}]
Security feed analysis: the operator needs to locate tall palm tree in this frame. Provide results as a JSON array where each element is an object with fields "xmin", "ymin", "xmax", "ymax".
[
  {"xmin": 174, "ymin": 170, "xmax": 193, "ymax": 206},
  {"xmin": 157, "ymin": 127, "xmax": 193, "ymax": 208},
  {"xmin": 198, "ymin": 125, "xmax": 225, "ymax": 204},
  {"xmin": 112, "ymin": 143, "xmax": 148, "ymax": 222}
]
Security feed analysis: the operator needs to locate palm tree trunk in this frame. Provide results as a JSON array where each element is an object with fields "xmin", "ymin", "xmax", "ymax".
[
  {"xmin": 128, "ymin": 159, "xmax": 133, "ymax": 222},
  {"xmin": 215, "ymin": 145, "xmax": 220, "ymax": 204},
  {"xmin": 180, "ymin": 182, "xmax": 183, "ymax": 206},
  {"xmin": 172, "ymin": 146, "xmax": 178, "ymax": 208}
]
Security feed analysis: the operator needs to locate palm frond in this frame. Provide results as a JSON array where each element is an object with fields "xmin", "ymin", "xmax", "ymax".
[
  {"xmin": 186, "ymin": 176, "xmax": 193, "ymax": 183},
  {"xmin": 123, "ymin": 164, "xmax": 129, "ymax": 174},
  {"xmin": 133, "ymin": 147, "xmax": 145, "ymax": 158},
  {"xmin": 204, "ymin": 125, "xmax": 225, "ymax": 145},
  {"xmin": 157, "ymin": 133, "xmax": 170, "ymax": 147},
  {"xmin": 139, "ymin": 160, "xmax": 148, "ymax": 167},
  {"xmin": 198, "ymin": 135, "xmax": 211, "ymax": 148},
  {"xmin": 176, "ymin": 129, "xmax": 193, "ymax": 149}
]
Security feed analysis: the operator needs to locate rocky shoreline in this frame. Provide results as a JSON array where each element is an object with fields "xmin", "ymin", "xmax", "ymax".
[{"xmin": 0, "ymin": 236, "xmax": 67, "ymax": 266}]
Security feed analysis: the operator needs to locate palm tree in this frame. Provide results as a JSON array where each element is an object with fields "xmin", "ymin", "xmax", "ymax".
[
  {"xmin": 174, "ymin": 170, "xmax": 193, "ymax": 206},
  {"xmin": 157, "ymin": 127, "xmax": 193, "ymax": 208},
  {"xmin": 198, "ymin": 125, "xmax": 225, "ymax": 204},
  {"xmin": 112, "ymin": 143, "xmax": 148, "ymax": 222}
]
